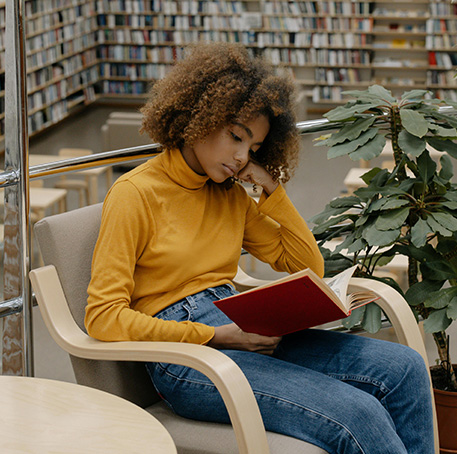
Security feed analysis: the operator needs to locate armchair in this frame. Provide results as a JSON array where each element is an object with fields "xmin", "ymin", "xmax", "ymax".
[{"xmin": 29, "ymin": 203, "xmax": 438, "ymax": 453}]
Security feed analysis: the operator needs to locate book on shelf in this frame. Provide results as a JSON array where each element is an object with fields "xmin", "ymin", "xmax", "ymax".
[{"xmin": 214, "ymin": 265, "xmax": 378, "ymax": 337}]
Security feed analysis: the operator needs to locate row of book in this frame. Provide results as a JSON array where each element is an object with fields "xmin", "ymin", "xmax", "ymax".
[
  {"xmin": 427, "ymin": 70, "xmax": 457, "ymax": 86},
  {"xmin": 314, "ymin": 68, "xmax": 362, "ymax": 84},
  {"xmin": 27, "ymin": 58, "xmax": 97, "ymax": 92},
  {"xmin": 25, "ymin": 0, "xmax": 91, "ymax": 17},
  {"xmin": 428, "ymin": 51, "xmax": 457, "ymax": 69},
  {"xmin": 93, "ymin": 1, "xmax": 373, "ymax": 16},
  {"xmin": 426, "ymin": 34, "xmax": 457, "ymax": 49},
  {"xmin": 101, "ymin": 80, "xmax": 149, "ymax": 95},
  {"xmin": 99, "ymin": 62, "xmax": 170, "ymax": 79},
  {"xmin": 430, "ymin": 2, "xmax": 457, "ymax": 17},
  {"xmin": 25, "ymin": 12, "xmax": 97, "ymax": 38},
  {"xmin": 26, "ymin": 29, "xmax": 96, "ymax": 56},
  {"xmin": 28, "ymin": 66, "xmax": 97, "ymax": 113},
  {"xmin": 94, "ymin": 0, "xmax": 245, "ymax": 14},
  {"xmin": 28, "ymin": 90, "xmax": 89, "ymax": 134},
  {"xmin": 27, "ymin": 46, "xmax": 97, "ymax": 73},
  {"xmin": 97, "ymin": 44, "xmax": 185, "ymax": 61},
  {"xmin": 311, "ymin": 32, "xmax": 371, "ymax": 48},
  {"xmin": 426, "ymin": 18, "xmax": 457, "ymax": 33}
]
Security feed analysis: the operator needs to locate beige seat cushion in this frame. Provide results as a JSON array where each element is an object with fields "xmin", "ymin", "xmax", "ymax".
[{"xmin": 148, "ymin": 401, "xmax": 327, "ymax": 454}]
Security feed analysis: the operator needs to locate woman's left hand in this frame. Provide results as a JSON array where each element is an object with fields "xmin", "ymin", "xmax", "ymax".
[{"xmin": 237, "ymin": 161, "xmax": 279, "ymax": 196}]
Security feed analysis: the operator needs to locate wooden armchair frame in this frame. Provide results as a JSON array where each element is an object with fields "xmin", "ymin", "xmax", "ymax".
[{"xmin": 29, "ymin": 204, "xmax": 439, "ymax": 453}]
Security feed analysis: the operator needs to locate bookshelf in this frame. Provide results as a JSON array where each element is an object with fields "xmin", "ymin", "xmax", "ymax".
[{"xmin": 0, "ymin": 0, "xmax": 456, "ymax": 142}]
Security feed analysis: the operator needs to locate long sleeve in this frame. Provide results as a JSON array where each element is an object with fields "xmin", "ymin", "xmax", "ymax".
[
  {"xmin": 85, "ymin": 180, "xmax": 215, "ymax": 343},
  {"xmin": 242, "ymin": 185, "xmax": 325, "ymax": 277}
]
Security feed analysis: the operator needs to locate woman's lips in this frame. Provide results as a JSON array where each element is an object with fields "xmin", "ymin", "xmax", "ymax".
[{"xmin": 223, "ymin": 164, "xmax": 237, "ymax": 177}]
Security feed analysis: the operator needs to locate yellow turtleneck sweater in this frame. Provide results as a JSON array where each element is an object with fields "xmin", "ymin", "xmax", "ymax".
[{"xmin": 85, "ymin": 148, "xmax": 324, "ymax": 344}]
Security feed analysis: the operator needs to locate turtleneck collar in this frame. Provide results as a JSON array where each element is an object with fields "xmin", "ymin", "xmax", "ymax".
[{"xmin": 159, "ymin": 148, "xmax": 210, "ymax": 190}]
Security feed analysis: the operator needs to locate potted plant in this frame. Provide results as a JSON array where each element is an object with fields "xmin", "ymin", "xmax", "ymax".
[{"xmin": 311, "ymin": 85, "xmax": 457, "ymax": 451}]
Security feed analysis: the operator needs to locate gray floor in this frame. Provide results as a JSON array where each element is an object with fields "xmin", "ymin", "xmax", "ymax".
[{"xmin": 28, "ymin": 104, "xmax": 456, "ymax": 383}]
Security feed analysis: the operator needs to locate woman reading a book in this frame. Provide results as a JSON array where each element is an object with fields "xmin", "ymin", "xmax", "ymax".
[{"xmin": 85, "ymin": 43, "xmax": 433, "ymax": 454}]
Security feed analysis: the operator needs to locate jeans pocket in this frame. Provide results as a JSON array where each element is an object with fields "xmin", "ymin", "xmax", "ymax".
[{"xmin": 154, "ymin": 300, "xmax": 193, "ymax": 322}]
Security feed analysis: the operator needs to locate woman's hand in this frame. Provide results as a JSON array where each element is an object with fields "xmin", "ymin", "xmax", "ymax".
[
  {"xmin": 237, "ymin": 161, "xmax": 279, "ymax": 196},
  {"xmin": 208, "ymin": 323, "xmax": 281, "ymax": 355}
]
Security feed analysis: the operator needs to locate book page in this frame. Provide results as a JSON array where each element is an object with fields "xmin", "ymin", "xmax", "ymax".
[{"xmin": 324, "ymin": 265, "xmax": 358, "ymax": 306}]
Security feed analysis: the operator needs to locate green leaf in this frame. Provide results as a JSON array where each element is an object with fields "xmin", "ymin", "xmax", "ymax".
[
  {"xmin": 429, "ymin": 212, "xmax": 457, "ymax": 232},
  {"xmin": 324, "ymin": 103, "xmax": 383, "ymax": 121},
  {"xmin": 423, "ymin": 308, "xmax": 452, "ymax": 333},
  {"xmin": 360, "ymin": 168, "xmax": 383, "ymax": 185},
  {"xmin": 378, "ymin": 198, "xmax": 410, "ymax": 211},
  {"xmin": 426, "ymin": 137, "xmax": 457, "ymax": 159},
  {"xmin": 426, "ymin": 216, "xmax": 452, "ymax": 237},
  {"xmin": 368, "ymin": 85, "xmax": 396, "ymax": 103},
  {"xmin": 361, "ymin": 303, "xmax": 382, "ymax": 333},
  {"xmin": 329, "ymin": 196, "xmax": 361, "ymax": 208},
  {"xmin": 424, "ymin": 287, "xmax": 457, "ymax": 309},
  {"xmin": 327, "ymin": 128, "xmax": 378, "ymax": 159},
  {"xmin": 421, "ymin": 260, "xmax": 457, "ymax": 281},
  {"xmin": 439, "ymin": 154, "xmax": 454, "ymax": 181},
  {"xmin": 447, "ymin": 296, "xmax": 457, "ymax": 319},
  {"xmin": 429, "ymin": 124, "xmax": 457, "ymax": 138},
  {"xmin": 398, "ymin": 130, "xmax": 426, "ymax": 157},
  {"xmin": 348, "ymin": 134, "xmax": 386, "ymax": 161},
  {"xmin": 309, "ymin": 205, "xmax": 351, "ymax": 225},
  {"xmin": 375, "ymin": 208, "xmax": 409, "ymax": 231},
  {"xmin": 362, "ymin": 223, "xmax": 400, "ymax": 246},
  {"xmin": 411, "ymin": 218, "xmax": 433, "ymax": 248},
  {"xmin": 347, "ymin": 238, "xmax": 367, "ymax": 253},
  {"xmin": 312, "ymin": 214, "xmax": 351, "ymax": 235},
  {"xmin": 405, "ymin": 280, "xmax": 443, "ymax": 306},
  {"xmin": 400, "ymin": 109, "xmax": 429, "ymax": 138},
  {"xmin": 326, "ymin": 117, "xmax": 377, "ymax": 146},
  {"xmin": 417, "ymin": 150, "xmax": 437, "ymax": 183},
  {"xmin": 442, "ymin": 201, "xmax": 457, "ymax": 210},
  {"xmin": 430, "ymin": 111, "xmax": 457, "ymax": 129},
  {"xmin": 342, "ymin": 306, "xmax": 365, "ymax": 329},
  {"xmin": 401, "ymin": 89, "xmax": 429, "ymax": 101}
]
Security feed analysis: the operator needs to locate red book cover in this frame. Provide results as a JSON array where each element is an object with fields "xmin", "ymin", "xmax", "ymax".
[{"xmin": 214, "ymin": 274, "xmax": 348, "ymax": 336}]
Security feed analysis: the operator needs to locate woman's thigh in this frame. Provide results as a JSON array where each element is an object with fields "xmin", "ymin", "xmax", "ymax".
[
  {"xmin": 149, "ymin": 347, "xmax": 405, "ymax": 454},
  {"xmin": 147, "ymin": 287, "xmax": 409, "ymax": 453}
]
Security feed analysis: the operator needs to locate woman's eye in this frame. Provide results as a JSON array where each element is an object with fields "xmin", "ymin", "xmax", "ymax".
[{"xmin": 230, "ymin": 132, "xmax": 242, "ymax": 142}]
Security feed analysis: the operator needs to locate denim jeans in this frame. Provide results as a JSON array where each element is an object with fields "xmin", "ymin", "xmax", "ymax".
[{"xmin": 146, "ymin": 284, "xmax": 434, "ymax": 454}]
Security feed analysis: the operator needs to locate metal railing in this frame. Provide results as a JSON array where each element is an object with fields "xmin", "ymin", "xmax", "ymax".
[{"xmin": 4, "ymin": 0, "xmax": 456, "ymax": 376}]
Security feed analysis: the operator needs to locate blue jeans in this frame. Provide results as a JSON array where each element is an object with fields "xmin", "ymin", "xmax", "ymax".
[{"xmin": 146, "ymin": 285, "xmax": 434, "ymax": 454}]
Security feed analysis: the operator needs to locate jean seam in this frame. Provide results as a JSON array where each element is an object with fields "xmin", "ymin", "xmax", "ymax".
[
  {"xmin": 253, "ymin": 390, "xmax": 367, "ymax": 454},
  {"xmin": 328, "ymin": 373, "xmax": 391, "ymax": 395},
  {"xmin": 157, "ymin": 362, "xmax": 366, "ymax": 454}
]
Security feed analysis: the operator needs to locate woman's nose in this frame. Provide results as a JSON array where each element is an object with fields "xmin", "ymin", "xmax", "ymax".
[{"xmin": 234, "ymin": 146, "xmax": 249, "ymax": 165}]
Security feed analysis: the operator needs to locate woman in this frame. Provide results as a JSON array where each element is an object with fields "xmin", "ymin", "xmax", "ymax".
[{"xmin": 86, "ymin": 43, "xmax": 434, "ymax": 453}]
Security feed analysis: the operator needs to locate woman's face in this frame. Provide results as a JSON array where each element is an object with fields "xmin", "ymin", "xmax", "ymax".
[{"xmin": 181, "ymin": 114, "xmax": 270, "ymax": 183}]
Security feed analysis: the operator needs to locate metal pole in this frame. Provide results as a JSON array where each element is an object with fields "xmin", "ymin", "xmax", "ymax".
[{"xmin": 3, "ymin": 0, "xmax": 32, "ymax": 376}]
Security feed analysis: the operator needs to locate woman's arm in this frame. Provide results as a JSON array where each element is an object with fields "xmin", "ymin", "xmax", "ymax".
[
  {"xmin": 85, "ymin": 181, "xmax": 215, "ymax": 344},
  {"xmin": 238, "ymin": 161, "xmax": 325, "ymax": 277}
]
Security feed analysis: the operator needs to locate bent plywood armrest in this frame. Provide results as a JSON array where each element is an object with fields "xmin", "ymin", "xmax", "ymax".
[
  {"xmin": 30, "ymin": 265, "xmax": 270, "ymax": 454},
  {"xmin": 348, "ymin": 277, "xmax": 439, "ymax": 454}
]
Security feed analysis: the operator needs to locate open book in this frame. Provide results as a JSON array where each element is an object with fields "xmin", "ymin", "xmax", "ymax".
[{"xmin": 214, "ymin": 265, "xmax": 378, "ymax": 336}]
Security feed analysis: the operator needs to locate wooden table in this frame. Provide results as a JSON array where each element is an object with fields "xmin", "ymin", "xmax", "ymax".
[
  {"xmin": 0, "ymin": 376, "xmax": 177, "ymax": 454},
  {"xmin": 0, "ymin": 187, "xmax": 68, "ymax": 220},
  {"xmin": 29, "ymin": 154, "xmax": 113, "ymax": 205}
]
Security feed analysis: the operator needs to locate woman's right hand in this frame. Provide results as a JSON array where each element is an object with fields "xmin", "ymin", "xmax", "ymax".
[{"xmin": 207, "ymin": 323, "xmax": 281, "ymax": 355}]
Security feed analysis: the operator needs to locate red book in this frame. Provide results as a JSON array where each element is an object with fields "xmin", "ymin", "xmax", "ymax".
[{"xmin": 214, "ymin": 266, "xmax": 377, "ymax": 336}]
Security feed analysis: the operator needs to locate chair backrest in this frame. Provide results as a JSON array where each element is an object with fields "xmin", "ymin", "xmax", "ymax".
[{"xmin": 34, "ymin": 203, "xmax": 159, "ymax": 408}]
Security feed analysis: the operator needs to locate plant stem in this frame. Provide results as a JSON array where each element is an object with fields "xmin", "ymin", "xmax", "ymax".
[
  {"xmin": 432, "ymin": 332, "xmax": 457, "ymax": 391},
  {"xmin": 390, "ymin": 106, "xmax": 407, "ymax": 180}
]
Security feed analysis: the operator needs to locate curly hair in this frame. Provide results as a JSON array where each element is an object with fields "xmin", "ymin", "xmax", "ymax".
[{"xmin": 140, "ymin": 42, "xmax": 299, "ymax": 183}]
